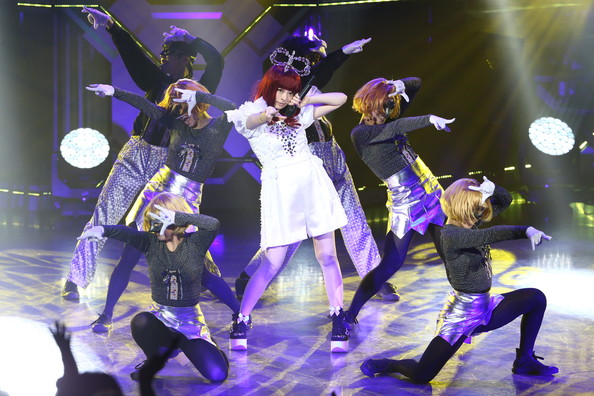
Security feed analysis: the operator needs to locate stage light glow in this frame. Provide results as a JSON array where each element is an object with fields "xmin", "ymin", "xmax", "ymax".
[
  {"xmin": 152, "ymin": 12, "xmax": 222, "ymax": 20},
  {"xmin": 529, "ymin": 117, "xmax": 574, "ymax": 156},
  {"xmin": 60, "ymin": 128, "xmax": 109, "ymax": 169}
]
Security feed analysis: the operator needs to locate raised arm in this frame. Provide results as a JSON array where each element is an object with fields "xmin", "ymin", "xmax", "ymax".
[
  {"xmin": 107, "ymin": 23, "xmax": 166, "ymax": 92},
  {"xmin": 191, "ymin": 37, "xmax": 224, "ymax": 94},
  {"xmin": 300, "ymin": 92, "xmax": 347, "ymax": 119},
  {"xmin": 489, "ymin": 185, "xmax": 513, "ymax": 219},
  {"xmin": 398, "ymin": 77, "xmax": 422, "ymax": 117},
  {"xmin": 174, "ymin": 89, "xmax": 237, "ymax": 114}
]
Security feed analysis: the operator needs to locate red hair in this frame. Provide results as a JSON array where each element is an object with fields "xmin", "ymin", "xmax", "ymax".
[{"xmin": 253, "ymin": 65, "xmax": 302, "ymax": 124}]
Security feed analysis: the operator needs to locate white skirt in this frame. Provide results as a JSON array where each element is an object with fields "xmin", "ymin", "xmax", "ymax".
[{"xmin": 260, "ymin": 153, "xmax": 347, "ymax": 249}]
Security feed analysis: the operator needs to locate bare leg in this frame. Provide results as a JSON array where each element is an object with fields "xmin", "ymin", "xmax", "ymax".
[
  {"xmin": 312, "ymin": 232, "xmax": 343, "ymax": 307},
  {"xmin": 239, "ymin": 245, "xmax": 289, "ymax": 316}
]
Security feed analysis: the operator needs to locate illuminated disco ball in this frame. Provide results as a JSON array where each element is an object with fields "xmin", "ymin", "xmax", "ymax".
[
  {"xmin": 528, "ymin": 117, "xmax": 574, "ymax": 156},
  {"xmin": 60, "ymin": 128, "xmax": 110, "ymax": 169}
]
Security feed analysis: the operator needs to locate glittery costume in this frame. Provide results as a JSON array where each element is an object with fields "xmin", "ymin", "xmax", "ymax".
[
  {"xmin": 66, "ymin": 23, "xmax": 223, "ymax": 288},
  {"xmin": 344, "ymin": 77, "xmax": 447, "ymax": 320},
  {"xmin": 435, "ymin": 185, "xmax": 527, "ymax": 345},
  {"xmin": 226, "ymin": 98, "xmax": 347, "ymax": 248},
  {"xmin": 360, "ymin": 185, "xmax": 557, "ymax": 382},
  {"xmin": 111, "ymin": 87, "xmax": 235, "ymax": 278},
  {"xmin": 242, "ymin": 49, "xmax": 380, "ymax": 278},
  {"xmin": 103, "ymin": 212, "xmax": 236, "ymax": 381},
  {"xmin": 350, "ymin": 108, "xmax": 446, "ymax": 238}
]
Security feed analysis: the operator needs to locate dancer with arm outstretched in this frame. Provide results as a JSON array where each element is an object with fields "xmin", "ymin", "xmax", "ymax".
[
  {"xmin": 79, "ymin": 192, "xmax": 237, "ymax": 382},
  {"xmin": 360, "ymin": 177, "xmax": 558, "ymax": 382},
  {"xmin": 344, "ymin": 77, "xmax": 454, "ymax": 326},
  {"xmin": 85, "ymin": 80, "xmax": 236, "ymax": 332},
  {"xmin": 62, "ymin": 6, "xmax": 223, "ymax": 300}
]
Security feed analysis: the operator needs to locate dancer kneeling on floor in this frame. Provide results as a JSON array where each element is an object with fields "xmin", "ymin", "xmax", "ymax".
[
  {"xmin": 225, "ymin": 63, "xmax": 349, "ymax": 352},
  {"xmin": 360, "ymin": 177, "xmax": 558, "ymax": 383},
  {"xmin": 78, "ymin": 192, "xmax": 237, "ymax": 382}
]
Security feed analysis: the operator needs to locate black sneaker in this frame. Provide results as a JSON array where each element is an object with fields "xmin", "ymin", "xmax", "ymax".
[
  {"xmin": 90, "ymin": 313, "xmax": 112, "ymax": 333},
  {"xmin": 360, "ymin": 358, "xmax": 393, "ymax": 377},
  {"xmin": 343, "ymin": 310, "xmax": 359, "ymax": 335},
  {"xmin": 512, "ymin": 349, "xmax": 559, "ymax": 376},
  {"xmin": 234, "ymin": 272, "xmax": 251, "ymax": 300},
  {"xmin": 374, "ymin": 282, "xmax": 400, "ymax": 301},
  {"xmin": 61, "ymin": 280, "xmax": 79, "ymax": 301},
  {"xmin": 229, "ymin": 313, "xmax": 251, "ymax": 350},
  {"xmin": 330, "ymin": 308, "xmax": 349, "ymax": 353},
  {"xmin": 130, "ymin": 361, "xmax": 146, "ymax": 381}
]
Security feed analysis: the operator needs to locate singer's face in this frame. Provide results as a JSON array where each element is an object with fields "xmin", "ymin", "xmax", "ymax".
[{"xmin": 274, "ymin": 88, "xmax": 296, "ymax": 110}]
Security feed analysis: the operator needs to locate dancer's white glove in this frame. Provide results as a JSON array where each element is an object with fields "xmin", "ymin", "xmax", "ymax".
[
  {"xmin": 77, "ymin": 226, "xmax": 105, "ymax": 241},
  {"xmin": 429, "ymin": 115, "xmax": 455, "ymax": 132},
  {"xmin": 173, "ymin": 88, "xmax": 197, "ymax": 116},
  {"xmin": 468, "ymin": 176, "xmax": 496, "ymax": 205},
  {"xmin": 148, "ymin": 204, "xmax": 176, "ymax": 235},
  {"xmin": 85, "ymin": 84, "xmax": 115, "ymax": 97},
  {"xmin": 387, "ymin": 79, "xmax": 410, "ymax": 102},
  {"xmin": 526, "ymin": 227, "xmax": 552, "ymax": 251},
  {"xmin": 342, "ymin": 38, "xmax": 372, "ymax": 55},
  {"xmin": 81, "ymin": 6, "xmax": 111, "ymax": 30},
  {"xmin": 163, "ymin": 25, "xmax": 195, "ymax": 43}
]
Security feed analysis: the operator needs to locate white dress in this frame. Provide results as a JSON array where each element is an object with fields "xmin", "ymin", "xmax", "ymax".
[{"xmin": 226, "ymin": 97, "xmax": 347, "ymax": 249}]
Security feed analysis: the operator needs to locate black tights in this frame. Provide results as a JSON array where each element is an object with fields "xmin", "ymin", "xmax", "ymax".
[
  {"xmin": 347, "ymin": 224, "xmax": 444, "ymax": 319},
  {"xmin": 383, "ymin": 288, "xmax": 547, "ymax": 383},
  {"xmin": 130, "ymin": 312, "xmax": 229, "ymax": 382}
]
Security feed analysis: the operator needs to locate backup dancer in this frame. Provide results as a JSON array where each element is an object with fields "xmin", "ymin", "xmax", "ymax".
[
  {"xmin": 345, "ymin": 77, "xmax": 454, "ymax": 325},
  {"xmin": 78, "ymin": 192, "xmax": 236, "ymax": 382},
  {"xmin": 85, "ymin": 79, "xmax": 236, "ymax": 332},
  {"xmin": 235, "ymin": 35, "xmax": 399, "ymax": 301},
  {"xmin": 62, "ymin": 6, "xmax": 223, "ymax": 300},
  {"xmin": 361, "ymin": 177, "xmax": 558, "ymax": 382},
  {"xmin": 225, "ymin": 63, "xmax": 350, "ymax": 352}
]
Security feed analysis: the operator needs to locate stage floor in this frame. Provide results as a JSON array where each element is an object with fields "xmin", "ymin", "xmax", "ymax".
[{"xmin": 0, "ymin": 201, "xmax": 593, "ymax": 395}]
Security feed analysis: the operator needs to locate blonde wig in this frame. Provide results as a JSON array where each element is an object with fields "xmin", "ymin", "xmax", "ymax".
[
  {"xmin": 142, "ymin": 192, "xmax": 193, "ymax": 235},
  {"xmin": 441, "ymin": 178, "xmax": 494, "ymax": 227}
]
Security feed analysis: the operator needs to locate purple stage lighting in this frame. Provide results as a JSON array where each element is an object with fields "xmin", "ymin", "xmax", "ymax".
[{"xmin": 152, "ymin": 12, "xmax": 222, "ymax": 20}]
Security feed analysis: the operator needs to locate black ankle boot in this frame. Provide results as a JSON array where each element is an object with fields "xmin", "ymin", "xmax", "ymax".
[
  {"xmin": 512, "ymin": 348, "xmax": 559, "ymax": 376},
  {"xmin": 330, "ymin": 307, "xmax": 349, "ymax": 353}
]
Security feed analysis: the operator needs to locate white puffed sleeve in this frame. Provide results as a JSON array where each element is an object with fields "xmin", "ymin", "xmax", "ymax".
[
  {"xmin": 298, "ymin": 103, "xmax": 316, "ymax": 130},
  {"xmin": 225, "ymin": 97, "xmax": 268, "ymax": 139}
]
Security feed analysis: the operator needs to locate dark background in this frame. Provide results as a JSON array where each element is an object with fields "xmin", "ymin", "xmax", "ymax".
[{"xmin": 2, "ymin": 0, "xmax": 593, "ymax": 220}]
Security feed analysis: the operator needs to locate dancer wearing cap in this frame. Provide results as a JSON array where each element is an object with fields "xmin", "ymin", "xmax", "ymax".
[{"xmin": 62, "ymin": 7, "xmax": 224, "ymax": 302}]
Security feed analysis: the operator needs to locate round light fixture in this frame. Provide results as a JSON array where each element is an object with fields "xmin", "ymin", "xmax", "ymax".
[
  {"xmin": 60, "ymin": 128, "xmax": 110, "ymax": 169},
  {"xmin": 528, "ymin": 117, "xmax": 574, "ymax": 156}
]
